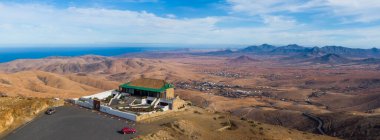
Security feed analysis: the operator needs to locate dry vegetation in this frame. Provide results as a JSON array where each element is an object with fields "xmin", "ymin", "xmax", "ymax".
[{"xmin": 134, "ymin": 106, "xmax": 337, "ymax": 140}]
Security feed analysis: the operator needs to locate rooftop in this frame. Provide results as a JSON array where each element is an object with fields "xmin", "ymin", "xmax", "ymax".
[{"xmin": 120, "ymin": 78, "xmax": 174, "ymax": 93}]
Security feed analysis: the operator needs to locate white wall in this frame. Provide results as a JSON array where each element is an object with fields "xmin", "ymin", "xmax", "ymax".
[
  {"xmin": 75, "ymin": 100, "xmax": 93, "ymax": 109},
  {"xmin": 83, "ymin": 90, "xmax": 114, "ymax": 100},
  {"xmin": 100, "ymin": 105, "xmax": 137, "ymax": 121},
  {"xmin": 74, "ymin": 99, "xmax": 137, "ymax": 121},
  {"xmin": 161, "ymin": 105, "xmax": 169, "ymax": 111}
]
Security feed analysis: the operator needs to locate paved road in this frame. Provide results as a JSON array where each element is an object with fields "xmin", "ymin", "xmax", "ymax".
[
  {"xmin": 303, "ymin": 113, "xmax": 327, "ymax": 135},
  {"xmin": 3, "ymin": 105, "xmax": 138, "ymax": 140}
]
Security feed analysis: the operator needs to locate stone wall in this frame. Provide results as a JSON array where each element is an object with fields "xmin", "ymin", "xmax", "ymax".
[{"xmin": 165, "ymin": 88, "xmax": 175, "ymax": 99}]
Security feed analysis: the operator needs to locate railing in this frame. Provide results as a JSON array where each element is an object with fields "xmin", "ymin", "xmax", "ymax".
[
  {"xmin": 150, "ymin": 98, "xmax": 157, "ymax": 106},
  {"xmin": 153, "ymin": 98, "xmax": 161, "ymax": 108}
]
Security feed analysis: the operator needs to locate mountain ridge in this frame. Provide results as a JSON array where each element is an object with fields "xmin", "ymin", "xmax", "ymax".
[{"xmin": 215, "ymin": 44, "xmax": 380, "ymax": 58}]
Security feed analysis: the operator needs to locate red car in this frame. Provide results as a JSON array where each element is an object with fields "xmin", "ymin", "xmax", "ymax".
[{"xmin": 121, "ymin": 127, "xmax": 136, "ymax": 134}]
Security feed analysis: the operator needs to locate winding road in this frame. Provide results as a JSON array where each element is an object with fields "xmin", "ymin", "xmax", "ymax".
[{"xmin": 303, "ymin": 113, "xmax": 327, "ymax": 135}]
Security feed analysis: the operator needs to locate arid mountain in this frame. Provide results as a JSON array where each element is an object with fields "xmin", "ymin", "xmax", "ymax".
[
  {"xmin": 284, "ymin": 53, "xmax": 380, "ymax": 65},
  {"xmin": 239, "ymin": 44, "xmax": 276, "ymax": 53},
  {"xmin": 0, "ymin": 55, "xmax": 112, "ymax": 74},
  {"xmin": 308, "ymin": 54, "xmax": 352, "ymax": 64},
  {"xmin": 205, "ymin": 44, "xmax": 380, "ymax": 58},
  {"xmin": 0, "ymin": 55, "xmax": 199, "ymax": 82},
  {"xmin": 270, "ymin": 44, "xmax": 309, "ymax": 54},
  {"xmin": 283, "ymin": 47, "xmax": 325, "ymax": 61},
  {"xmin": 319, "ymin": 46, "xmax": 378, "ymax": 57},
  {"xmin": 356, "ymin": 58, "xmax": 380, "ymax": 64},
  {"xmin": 227, "ymin": 55, "xmax": 259, "ymax": 64},
  {"xmin": 0, "ymin": 71, "xmax": 119, "ymax": 98}
]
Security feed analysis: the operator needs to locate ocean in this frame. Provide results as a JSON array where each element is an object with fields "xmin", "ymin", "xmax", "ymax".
[{"xmin": 0, "ymin": 46, "xmax": 168, "ymax": 63}]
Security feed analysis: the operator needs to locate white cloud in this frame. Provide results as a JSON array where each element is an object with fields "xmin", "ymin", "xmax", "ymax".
[
  {"xmin": 261, "ymin": 15, "xmax": 299, "ymax": 29},
  {"xmin": 0, "ymin": 2, "xmax": 379, "ymax": 48},
  {"xmin": 325, "ymin": 0, "xmax": 380, "ymax": 22},
  {"xmin": 0, "ymin": 3, "xmax": 220, "ymax": 44},
  {"xmin": 165, "ymin": 14, "xmax": 176, "ymax": 19},
  {"xmin": 227, "ymin": 0, "xmax": 322, "ymax": 15},
  {"xmin": 227, "ymin": 0, "xmax": 380, "ymax": 23}
]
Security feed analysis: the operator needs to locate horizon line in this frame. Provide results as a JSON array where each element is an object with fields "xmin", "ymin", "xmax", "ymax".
[{"xmin": 0, "ymin": 43, "xmax": 378, "ymax": 49}]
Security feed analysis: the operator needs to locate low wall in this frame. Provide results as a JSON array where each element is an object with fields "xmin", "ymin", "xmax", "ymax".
[
  {"xmin": 73, "ymin": 97, "xmax": 180, "ymax": 122},
  {"xmin": 136, "ymin": 110, "xmax": 177, "ymax": 122},
  {"xmin": 75, "ymin": 100, "xmax": 93, "ymax": 109},
  {"xmin": 82, "ymin": 90, "xmax": 115, "ymax": 100},
  {"xmin": 100, "ymin": 105, "xmax": 137, "ymax": 121},
  {"xmin": 73, "ymin": 99, "xmax": 137, "ymax": 121}
]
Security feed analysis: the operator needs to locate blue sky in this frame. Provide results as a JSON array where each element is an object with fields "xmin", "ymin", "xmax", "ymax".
[{"xmin": 0, "ymin": 0, "xmax": 380, "ymax": 48}]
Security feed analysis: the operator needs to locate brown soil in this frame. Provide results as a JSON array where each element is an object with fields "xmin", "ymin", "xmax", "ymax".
[{"xmin": 134, "ymin": 106, "xmax": 337, "ymax": 140}]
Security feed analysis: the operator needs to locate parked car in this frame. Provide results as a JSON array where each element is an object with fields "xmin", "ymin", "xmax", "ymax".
[
  {"xmin": 121, "ymin": 127, "xmax": 136, "ymax": 134},
  {"xmin": 45, "ymin": 108, "xmax": 56, "ymax": 115}
]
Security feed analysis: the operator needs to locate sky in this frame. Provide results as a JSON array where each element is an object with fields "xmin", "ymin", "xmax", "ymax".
[{"xmin": 0, "ymin": 0, "xmax": 380, "ymax": 48}]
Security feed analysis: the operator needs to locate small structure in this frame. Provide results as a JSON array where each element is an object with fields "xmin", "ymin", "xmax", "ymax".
[
  {"xmin": 119, "ymin": 78, "xmax": 175, "ymax": 99},
  {"xmin": 71, "ymin": 78, "xmax": 186, "ymax": 121},
  {"xmin": 118, "ymin": 78, "xmax": 175, "ymax": 109}
]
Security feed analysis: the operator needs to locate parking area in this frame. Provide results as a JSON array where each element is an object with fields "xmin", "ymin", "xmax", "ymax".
[{"xmin": 3, "ymin": 105, "xmax": 138, "ymax": 140}]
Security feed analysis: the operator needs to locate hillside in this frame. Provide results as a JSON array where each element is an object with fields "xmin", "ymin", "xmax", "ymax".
[
  {"xmin": 135, "ymin": 106, "xmax": 337, "ymax": 140},
  {"xmin": 227, "ymin": 55, "xmax": 259, "ymax": 64},
  {"xmin": 0, "ymin": 71, "xmax": 119, "ymax": 98},
  {"xmin": 0, "ymin": 56, "xmax": 199, "ymax": 82},
  {"xmin": 239, "ymin": 44, "xmax": 276, "ymax": 53},
  {"xmin": 0, "ymin": 55, "xmax": 111, "ymax": 73},
  {"xmin": 308, "ymin": 54, "xmax": 351, "ymax": 64}
]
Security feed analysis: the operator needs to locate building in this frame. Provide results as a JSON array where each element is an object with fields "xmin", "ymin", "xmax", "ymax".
[
  {"xmin": 72, "ymin": 78, "xmax": 186, "ymax": 121},
  {"xmin": 119, "ymin": 78, "xmax": 175, "ymax": 99},
  {"xmin": 117, "ymin": 78, "xmax": 183, "ymax": 110}
]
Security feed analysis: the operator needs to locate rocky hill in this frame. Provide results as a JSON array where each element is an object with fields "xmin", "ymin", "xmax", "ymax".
[
  {"xmin": 356, "ymin": 58, "xmax": 380, "ymax": 64},
  {"xmin": 0, "ymin": 55, "xmax": 198, "ymax": 82},
  {"xmin": 0, "ymin": 71, "xmax": 119, "ymax": 98},
  {"xmin": 239, "ymin": 44, "xmax": 276, "ymax": 53},
  {"xmin": 227, "ymin": 55, "xmax": 259, "ymax": 64},
  {"xmin": 206, "ymin": 44, "xmax": 380, "ymax": 58},
  {"xmin": 309, "ymin": 54, "xmax": 352, "ymax": 64}
]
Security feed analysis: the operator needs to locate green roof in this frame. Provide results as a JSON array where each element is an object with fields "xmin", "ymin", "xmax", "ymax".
[{"xmin": 120, "ymin": 78, "xmax": 174, "ymax": 93}]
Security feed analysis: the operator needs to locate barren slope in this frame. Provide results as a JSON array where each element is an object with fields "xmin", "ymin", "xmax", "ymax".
[
  {"xmin": 0, "ymin": 56, "xmax": 200, "ymax": 82},
  {"xmin": 0, "ymin": 71, "xmax": 118, "ymax": 98},
  {"xmin": 135, "ymin": 106, "xmax": 337, "ymax": 140}
]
